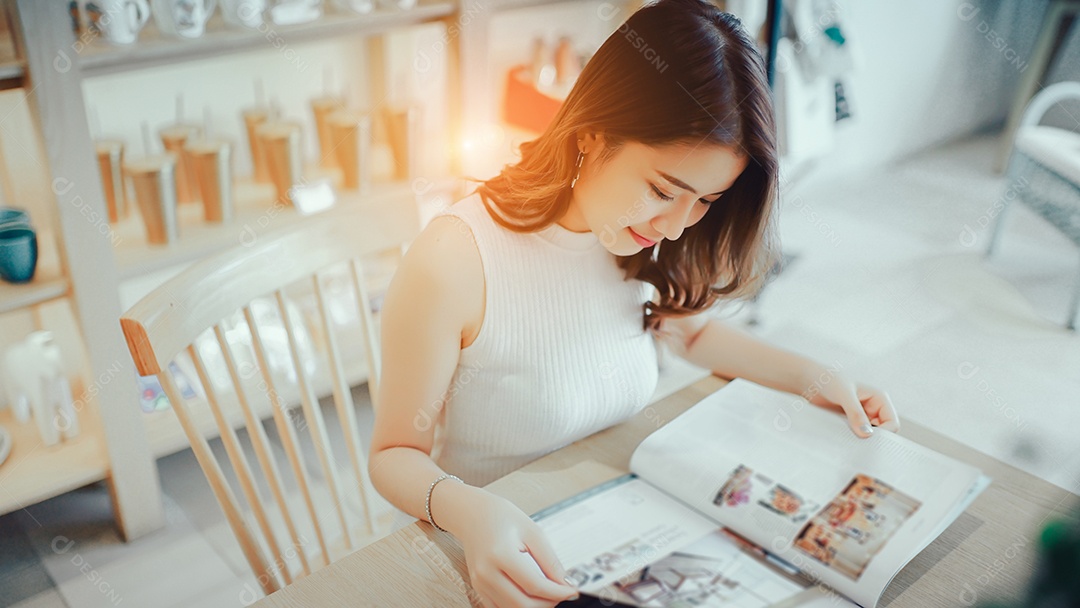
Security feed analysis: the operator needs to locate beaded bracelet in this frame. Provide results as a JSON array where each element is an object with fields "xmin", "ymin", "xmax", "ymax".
[{"xmin": 425, "ymin": 473, "xmax": 463, "ymax": 532}]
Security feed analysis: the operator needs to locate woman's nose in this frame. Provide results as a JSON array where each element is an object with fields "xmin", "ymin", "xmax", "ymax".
[{"xmin": 650, "ymin": 199, "xmax": 696, "ymax": 241}]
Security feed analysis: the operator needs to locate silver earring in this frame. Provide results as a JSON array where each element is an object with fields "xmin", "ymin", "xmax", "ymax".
[{"xmin": 570, "ymin": 150, "xmax": 585, "ymax": 189}]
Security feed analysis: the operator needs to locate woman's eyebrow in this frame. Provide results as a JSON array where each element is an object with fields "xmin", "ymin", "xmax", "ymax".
[{"xmin": 658, "ymin": 171, "xmax": 725, "ymax": 196}]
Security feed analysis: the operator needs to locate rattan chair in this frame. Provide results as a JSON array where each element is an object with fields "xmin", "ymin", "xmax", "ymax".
[
  {"xmin": 988, "ymin": 81, "xmax": 1080, "ymax": 330},
  {"xmin": 120, "ymin": 199, "xmax": 418, "ymax": 596}
]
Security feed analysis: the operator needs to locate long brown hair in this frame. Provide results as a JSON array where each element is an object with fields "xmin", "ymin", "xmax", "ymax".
[{"xmin": 473, "ymin": 0, "xmax": 779, "ymax": 332}]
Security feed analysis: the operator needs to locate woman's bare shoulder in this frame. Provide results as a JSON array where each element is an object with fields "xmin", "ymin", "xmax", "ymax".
[
  {"xmin": 406, "ymin": 213, "xmax": 482, "ymax": 280},
  {"xmin": 394, "ymin": 213, "xmax": 485, "ymax": 348}
]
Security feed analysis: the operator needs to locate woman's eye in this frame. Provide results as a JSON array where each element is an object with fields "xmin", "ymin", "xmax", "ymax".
[{"xmin": 649, "ymin": 184, "xmax": 674, "ymax": 201}]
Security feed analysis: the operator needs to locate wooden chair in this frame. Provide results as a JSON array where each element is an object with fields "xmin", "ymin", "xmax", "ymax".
[{"xmin": 120, "ymin": 199, "xmax": 418, "ymax": 596}]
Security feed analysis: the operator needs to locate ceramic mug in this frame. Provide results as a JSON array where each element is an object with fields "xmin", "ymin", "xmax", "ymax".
[
  {"xmin": 90, "ymin": 0, "xmax": 151, "ymax": 45},
  {"xmin": 0, "ymin": 207, "xmax": 31, "ymax": 232},
  {"xmin": 221, "ymin": 0, "xmax": 265, "ymax": 28},
  {"xmin": 0, "ymin": 226, "xmax": 38, "ymax": 284},
  {"xmin": 151, "ymin": 0, "xmax": 219, "ymax": 39}
]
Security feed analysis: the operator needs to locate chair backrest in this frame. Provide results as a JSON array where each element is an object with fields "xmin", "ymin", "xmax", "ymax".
[
  {"xmin": 1020, "ymin": 81, "xmax": 1080, "ymax": 129},
  {"xmin": 120, "ymin": 200, "xmax": 418, "ymax": 596}
]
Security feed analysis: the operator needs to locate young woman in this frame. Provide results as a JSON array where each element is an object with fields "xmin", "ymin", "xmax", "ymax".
[{"xmin": 369, "ymin": 1, "xmax": 899, "ymax": 606}]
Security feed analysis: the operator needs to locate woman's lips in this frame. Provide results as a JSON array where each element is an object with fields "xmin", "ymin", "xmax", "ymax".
[{"xmin": 629, "ymin": 228, "xmax": 656, "ymax": 247}]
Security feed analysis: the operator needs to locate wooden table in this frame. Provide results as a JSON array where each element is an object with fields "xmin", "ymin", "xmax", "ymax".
[{"xmin": 253, "ymin": 375, "xmax": 1080, "ymax": 607}]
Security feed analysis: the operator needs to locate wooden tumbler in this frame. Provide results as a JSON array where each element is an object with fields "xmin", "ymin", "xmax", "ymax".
[
  {"xmin": 256, "ymin": 121, "xmax": 303, "ymax": 206},
  {"xmin": 159, "ymin": 124, "xmax": 202, "ymax": 205},
  {"xmin": 185, "ymin": 138, "xmax": 234, "ymax": 223},
  {"xmin": 95, "ymin": 139, "xmax": 126, "ymax": 223},
  {"xmin": 124, "ymin": 154, "xmax": 179, "ymax": 244},
  {"xmin": 327, "ymin": 110, "xmax": 371, "ymax": 191}
]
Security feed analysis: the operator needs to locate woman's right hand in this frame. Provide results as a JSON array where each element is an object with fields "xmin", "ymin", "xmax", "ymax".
[{"xmin": 446, "ymin": 485, "xmax": 580, "ymax": 607}]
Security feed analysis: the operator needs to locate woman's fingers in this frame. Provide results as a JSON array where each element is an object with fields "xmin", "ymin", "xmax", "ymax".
[
  {"xmin": 500, "ymin": 547, "xmax": 578, "ymax": 603},
  {"xmin": 834, "ymin": 387, "xmax": 874, "ymax": 438},
  {"xmin": 809, "ymin": 380, "xmax": 900, "ymax": 437},
  {"xmin": 484, "ymin": 566, "xmax": 569, "ymax": 608},
  {"xmin": 858, "ymin": 386, "xmax": 900, "ymax": 432},
  {"xmin": 522, "ymin": 528, "xmax": 574, "ymax": 589}
]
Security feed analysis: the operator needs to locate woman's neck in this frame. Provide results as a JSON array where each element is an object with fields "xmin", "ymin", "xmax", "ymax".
[{"xmin": 558, "ymin": 196, "xmax": 591, "ymax": 233}]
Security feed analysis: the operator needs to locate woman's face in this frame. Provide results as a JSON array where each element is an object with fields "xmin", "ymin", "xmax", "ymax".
[{"xmin": 563, "ymin": 135, "xmax": 748, "ymax": 256}]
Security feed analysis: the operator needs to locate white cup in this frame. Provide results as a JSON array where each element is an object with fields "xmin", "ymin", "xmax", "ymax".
[
  {"xmin": 92, "ymin": 0, "xmax": 152, "ymax": 45},
  {"xmin": 221, "ymin": 0, "xmax": 266, "ymax": 28},
  {"xmin": 151, "ymin": 0, "xmax": 219, "ymax": 38}
]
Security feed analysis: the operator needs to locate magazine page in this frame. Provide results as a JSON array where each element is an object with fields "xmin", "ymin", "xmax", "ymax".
[
  {"xmin": 533, "ymin": 474, "xmax": 858, "ymax": 607},
  {"xmin": 628, "ymin": 379, "xmax": 989, "ymax": 608}
]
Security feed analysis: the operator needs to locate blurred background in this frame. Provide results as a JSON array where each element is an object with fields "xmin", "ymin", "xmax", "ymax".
[{"xmin": 0, "ymin": 0, "xmax": 1077, "ymax": 606}]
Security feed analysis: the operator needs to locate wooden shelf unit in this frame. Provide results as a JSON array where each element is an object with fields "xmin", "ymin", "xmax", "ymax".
[
  {"xmin": 77, "ymin": 3, "xmax": 455, "ymax": 78},
  {"xmin": 4, "ymin": 0, "xmax": 460, "ymax": 540},
  {"xmin": 0, "ymin": 380, "xmax": 110, "ymax": 515}
]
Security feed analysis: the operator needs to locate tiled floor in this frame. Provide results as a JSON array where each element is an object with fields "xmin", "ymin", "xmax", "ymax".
[{"xmin": 2, "ymin": 132, "xmax": 1078, "ymax": 607}]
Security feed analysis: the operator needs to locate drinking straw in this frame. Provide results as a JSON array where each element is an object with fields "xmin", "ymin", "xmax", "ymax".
[
  {"xmin": 89, "ymin": 104, "xmax": 101, "ymax": 139},
  {"xmin": 141, "ymin": 121, "xmax": 152, "ymax": 155}
]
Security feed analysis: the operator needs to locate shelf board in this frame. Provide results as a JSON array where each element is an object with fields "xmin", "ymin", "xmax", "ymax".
[
  {"xmin": 77, "ymin": 3, "xmax": 455, "ymax": 78},
  {"xmin": 111, "ymin": 175, "xmax": 424, "ymax": 282},
  {"xmin": 486, "ymin": 0, "xmax": 585, "ymax": 11},
  {"xmin": 0, "ymin": 269, "xmax": 69, "ymax": 315},
  {"xmin": 0, "ymin": 30, "xmax": 23, "ymax": 90},
  {"xmin": 0, "ymin": 381, "xmax": 110, "ymax": 516},
  {"xmin": 0, "ymin": 59, "xmax": 24, "ymax": 90}
]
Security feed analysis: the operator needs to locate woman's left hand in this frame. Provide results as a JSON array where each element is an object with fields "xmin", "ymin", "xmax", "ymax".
[{"xmin": 806, "ymin": 375, "xmax": 900, "ymax": 439}]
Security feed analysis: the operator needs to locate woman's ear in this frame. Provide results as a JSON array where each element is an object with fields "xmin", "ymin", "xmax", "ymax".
[{"xmin": 576, "ymin": 130, "xmax": 605, "ymax": 154}]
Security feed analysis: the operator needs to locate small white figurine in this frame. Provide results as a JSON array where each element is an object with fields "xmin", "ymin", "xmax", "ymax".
[{"xmin": 2, "ymin": 331, "xmax": 78, "ymax": 447}]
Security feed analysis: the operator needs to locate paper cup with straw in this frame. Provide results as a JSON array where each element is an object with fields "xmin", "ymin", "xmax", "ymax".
[
  {"xmin": 185, "ymin": 107, "xmax": 235, "ymax": 223},
  {"xmin": 256, "ymin": 120, "xmax": 303, "ymax": 206},
  {"xmin": 125, "ymin": 122, "xmax": 179, "ymax": 244}
]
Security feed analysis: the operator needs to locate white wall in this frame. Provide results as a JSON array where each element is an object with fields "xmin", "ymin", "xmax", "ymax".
[
  {"xmin": 788, "ymin": 0, "xmax": 1073, "ymax": 176},
  {"xmin": 458, "ymin": 0, "xmax": 1076, "ymax": 178}
]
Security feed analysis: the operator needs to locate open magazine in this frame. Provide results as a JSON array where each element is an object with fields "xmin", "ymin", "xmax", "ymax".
[{"xmin": 533, "ymin": 379, "xmax": 991, "ymax": 608}]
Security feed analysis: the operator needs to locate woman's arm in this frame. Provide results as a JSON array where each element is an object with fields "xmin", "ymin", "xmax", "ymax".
[
  {"xmin": 660, "ymin": 313, "xmax": 823, "ymax": 396},
  {"xmin": 658, "ymin": 313, "xmax": 899, "ymax": 437},
  {"xmin": 369, "ymin": 217, "xmax": 485, "ymax": 530},
  {"xmin": 370, "ymin": 215, "xmax": 577, "ymax": 607}
]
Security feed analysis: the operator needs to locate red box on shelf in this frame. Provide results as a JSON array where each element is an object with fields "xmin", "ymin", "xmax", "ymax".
[{"xmin": 503, "ymin": 65, "xmax": 565, "ymax": 134}]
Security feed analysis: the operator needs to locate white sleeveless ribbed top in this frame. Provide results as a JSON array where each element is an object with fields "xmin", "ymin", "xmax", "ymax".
[{"xmin": 429, "ymin": 191, "xmax": 660, "ymax": 487}]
